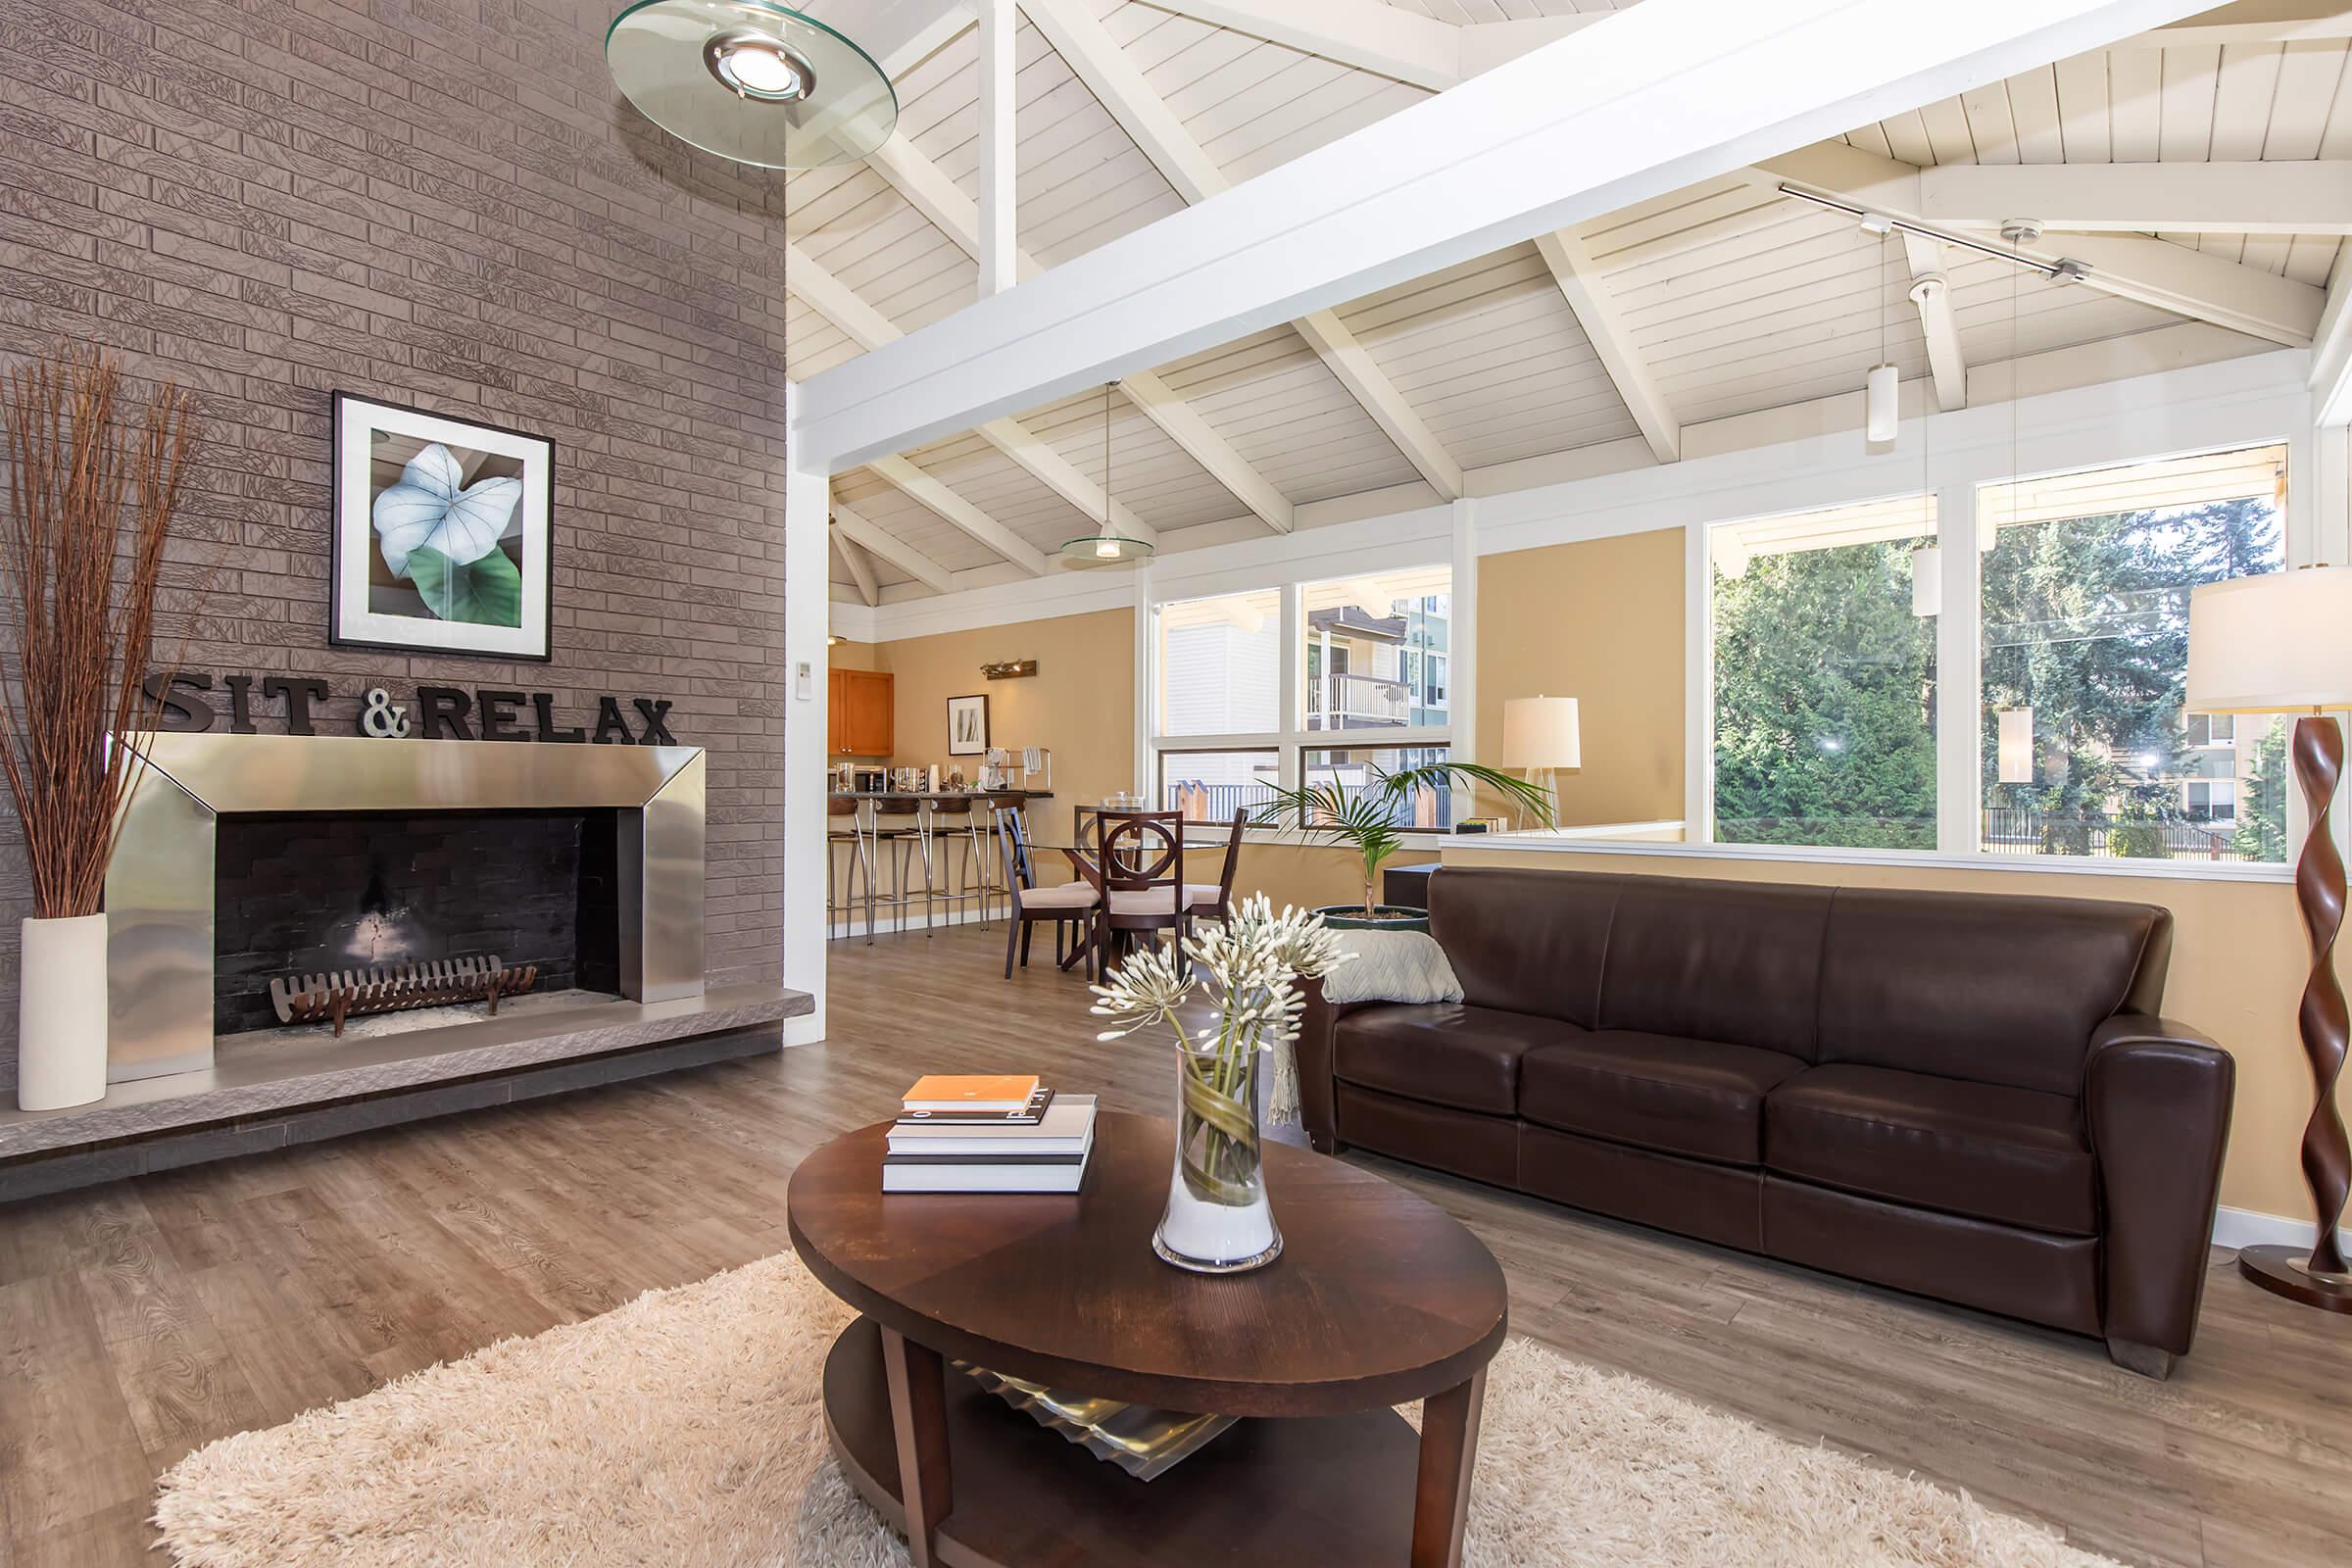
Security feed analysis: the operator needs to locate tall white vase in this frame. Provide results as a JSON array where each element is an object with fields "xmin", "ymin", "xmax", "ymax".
[{"xmin": 18, "ymin": 913, "xmax": 108, "ymax": 1110}]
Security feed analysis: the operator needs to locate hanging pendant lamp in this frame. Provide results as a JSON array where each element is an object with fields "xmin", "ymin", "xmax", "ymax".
[
  {"xmin": 606, "ymin": 0, "xmax": 897, "ymax": 170},
  {"xmin": 1060, "ymin": 384, "xmax": 1155, "ymax": 569}
]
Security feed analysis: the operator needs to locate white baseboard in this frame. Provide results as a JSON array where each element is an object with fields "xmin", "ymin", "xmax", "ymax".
[
  {"xmin": 825, "ymin": 903, "xmax": 1006, "ymax": 942},
  {"xmin": 2212, "ymin": 1203, "xmax": 2350, "ymax": 1256}
]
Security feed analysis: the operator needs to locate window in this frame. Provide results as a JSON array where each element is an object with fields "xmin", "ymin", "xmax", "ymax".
[
  {"xmin": 1302, "ymin": 567, "xmax": 1450, "ymax": 731},
  {"xmin": 1979, "ymin": 445, "xmax": 2288, "ymax": 864},
  {"xmin": 1709, "ymin": 495, "xmax": 1939, "ymax": 850},
  {"xmin": 1302, "ymin": 745, "xmax": 1458, "ymax": 829},
  {"xmin": 1157, "ymin": 589, "xmax": 1279, "ymax": 736},
  {"xmin": 1156, "ymin": 749, "xmax": 1280, "ymax": 823},
  {"xmin": 1150, "ymin": 567, "xmax": 1452, "ymax": 830}
]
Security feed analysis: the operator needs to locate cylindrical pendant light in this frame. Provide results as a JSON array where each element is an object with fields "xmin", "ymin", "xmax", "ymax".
[
  {"xmin": 1910, "ymin": 541, "xmax": 1941, "ymax": 617},
  {"xmin": 1866, "ymin": 363, "xmax": 1899, "ymax": 443},
  {"xmin": 1997, "ymin": 708, "xmax": 2035, "ymax": 784}
]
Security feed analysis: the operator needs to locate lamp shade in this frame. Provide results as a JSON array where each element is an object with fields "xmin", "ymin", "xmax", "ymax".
[
  {"xmin": 1501, "ymin": 697, "xmax": 1581, "ymax": 770},
  {"xmin": 2185, "ymin": 566, "xmax": 2352, "ymax": 713}
]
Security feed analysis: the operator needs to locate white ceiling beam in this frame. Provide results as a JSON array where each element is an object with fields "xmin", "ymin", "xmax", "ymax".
[
  {"xmin": 870, "ymin": 456, "xmax": 1051, "ymax": 575},
  {"xmin": 831, "ymin": 525, "xmax": 882, "ymax": 606},
  {"xmin": 830, "ymin": 498, "xmax": 957, "ymax": 595},
  {"xmin": 1130, "ymin": 0, "xmax": 1608, "ymax": 89},
  {"xmin": 1902, "ymin": 232, "xmax": 1968, "ymax": 412},
  {"xmin": 2132, "ymin": 0, "xmax": 2352, "ymax": 45},
  {"xmin": 861, "ymin": 0, "xmax": 977, "ymax": 75},
  {"xmin": 862, "ymin": 134, "xmax": 1293, "ymax": 533},
  {"xmin": 976, "ymin": 0, "xmax": 1016, "ymax": 297},
  {"xmin": 2310, "ymin": 244, "xmax": 2352, "ymax": 425},
  {"xmin": 788, "ymin": 241, "xmax": 1156, "ymax": 545},
  {"xmin": 1026, "ymin": 0, "xmax": 1464, "ymax": 498},
  {"xmin": 1759, "ymin": 143, "xmax": 2325, "ymax": 348},
  {"xmin": 795, "ymin": 0, "xmax": 2219, "ymax": 472},
  {"xmin": 1919, "ymin": 160, "xmax": 2352, "ymax": 234},
  {"xmin": 1534, "ymin": 227, "xmax": 1680, "ymax": 464}
]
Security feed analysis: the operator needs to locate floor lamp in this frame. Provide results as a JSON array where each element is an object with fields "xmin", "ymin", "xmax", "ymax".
[
  {"xmin": 2186, "ymin": 565, "xmax": 2352, "ymax": 1312},
  {"xmin": 1500, "ymin": 697, "xmax": 1581, "ymax": 829}
]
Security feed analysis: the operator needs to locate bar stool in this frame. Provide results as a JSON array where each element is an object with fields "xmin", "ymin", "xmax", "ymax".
[
  {"xmin": 826, "ymin": 796, "xmax": 875, "ymax": 943},
  {"xmin": 867, "ymin": 795, "xmax": 936, "ymax": 936},
  {"xmin": 926, "ymin": 795, "xmax": 993, "ymax": 927}
]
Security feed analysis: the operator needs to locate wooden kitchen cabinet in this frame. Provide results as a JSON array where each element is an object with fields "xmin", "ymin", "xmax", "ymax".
[{"xmin": 829, "ymin": 668, "xmax": 894, "ymax": 757}]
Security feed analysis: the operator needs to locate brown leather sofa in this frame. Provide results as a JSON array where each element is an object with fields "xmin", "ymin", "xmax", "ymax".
[{"xmin": 1296, "ymin": 866, "xmax": 2235, "ymax": 1377}]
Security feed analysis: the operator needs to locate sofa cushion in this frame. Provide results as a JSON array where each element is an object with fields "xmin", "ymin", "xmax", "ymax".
[
  {"xmin": 1816, "ymin": 888, "xmax": 2170, "ymax": 1096},
  {"xmin": 1332, "ymin": 1004, "xmax": 1581, "ymax": 1116},
  {"xmin": 1595, "ymin": 879, "xmax": 1833, "ymax": 1059},
  {"xmin": 1518, "ymin": 1031, "xmax": 1806, "ymax": 1166},
  {"xmin": 1765, "ymin": 1064, "xmax": 2096, "ymax": 1236},
  {"xmin": 1429, "ymin": 867, "xmax": 1615, "ymax": 1027}
]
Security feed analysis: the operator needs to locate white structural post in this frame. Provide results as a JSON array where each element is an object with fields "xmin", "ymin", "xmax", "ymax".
[{"xmin": 784, "ymin": 387, "xmax": 831, "ymax": 1047}]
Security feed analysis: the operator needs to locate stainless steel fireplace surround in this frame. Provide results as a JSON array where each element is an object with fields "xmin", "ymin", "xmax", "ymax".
[{"xmin": 106, "ymin": 734, "xmax": 706, "ymax": 1083}]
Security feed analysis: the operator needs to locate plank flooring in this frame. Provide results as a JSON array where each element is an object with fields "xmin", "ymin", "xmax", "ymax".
[{"xmin": 2, "ymin": 922, "xmax": 2348, "ymax": 1566}]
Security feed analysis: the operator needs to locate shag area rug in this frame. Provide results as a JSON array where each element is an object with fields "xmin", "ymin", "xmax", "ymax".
[{"xmin": 153, "ymin": 1252, "xmax": 2121, "ymax": 1568}]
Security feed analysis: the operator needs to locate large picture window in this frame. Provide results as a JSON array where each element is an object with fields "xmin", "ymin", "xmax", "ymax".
[
  {"xmin": 1150, "ymin": 568, "xmax": 1452, "ymax": 826},
  {"xmin": 1709, "ymin": 496, "xmax": 1939, "ymax": 850},
  {"xmin": 1978, "ymin": 445, "xmax": 2288, "ymax": 865}
]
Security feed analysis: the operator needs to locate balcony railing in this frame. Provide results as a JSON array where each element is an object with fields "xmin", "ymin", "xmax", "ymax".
[
  {"xmin": 1306, "ymin": 671, "xmax": 1445, "ymax": 729},
  {"xmin": 1980, "ymin": 807, "xmax": 2242, "ymax": 861},
  {"xmin": 1164, "ymin": 777, "xmax": 1450, "ymax": 828}
]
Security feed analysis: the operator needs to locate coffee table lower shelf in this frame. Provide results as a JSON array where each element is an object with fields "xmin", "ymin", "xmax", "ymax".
[{"xmin": 822, "ymin": 1316, "xmax": 1428, "ymax": 1567}]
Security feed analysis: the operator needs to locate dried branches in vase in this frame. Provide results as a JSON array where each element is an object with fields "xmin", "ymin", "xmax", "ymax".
[
  {"xmin": 0, "ymin": 343, "xmax": 195, "ymax": 1109},
  {"xmin": 1091, "ymin": 897, "xmax": 1352, "ymax": 1273}
]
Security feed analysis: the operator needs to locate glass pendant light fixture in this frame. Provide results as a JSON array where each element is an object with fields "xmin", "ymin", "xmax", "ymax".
[
  {"xmin": 606, "ymin": 0, "xmax": 897, "ymax": 169},
  {"xmin": 1060, "ymin": 384, "xmax": 1155, "ymax": 569}
]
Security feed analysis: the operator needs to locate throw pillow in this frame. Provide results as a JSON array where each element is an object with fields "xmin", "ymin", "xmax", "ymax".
[{"xmin": 1317, "ymin": 929, "xmax": 1463, "ymax": 1005}]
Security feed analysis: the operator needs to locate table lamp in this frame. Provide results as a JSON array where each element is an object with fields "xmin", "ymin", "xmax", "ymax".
[
  {"xmin": 1500, "ymin": 697, "xmax": 1581, "ymax": 830},
  {"xmin": 2185, "ymin": 564, "xmax": 2352, "ymax": 1313}
]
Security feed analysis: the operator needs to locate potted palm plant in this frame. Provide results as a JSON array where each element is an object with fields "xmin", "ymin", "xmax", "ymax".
[
  {"xmin": 0, "ymin": 345, "xmax": 194, "ymax": 1109},
  {"xmin": 1250, "ymin": 760, "xmax": 1553, "ymax": 930}
]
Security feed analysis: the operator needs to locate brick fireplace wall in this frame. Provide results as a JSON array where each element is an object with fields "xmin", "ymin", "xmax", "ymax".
[{"xmin": 0, "ymin": 0, "xmax": 795, "ymax": 1089}]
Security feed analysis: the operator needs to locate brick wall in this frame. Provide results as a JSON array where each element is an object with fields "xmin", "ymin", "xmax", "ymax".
[{"xmin": 0, "ymin": 0, "xmax": 796, "ymax": 1089}]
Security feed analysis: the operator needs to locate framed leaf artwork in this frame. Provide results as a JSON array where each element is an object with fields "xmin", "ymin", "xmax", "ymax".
[{"xmin": 330, "ymin": 392, "xmax": 554, "ymax": 660}]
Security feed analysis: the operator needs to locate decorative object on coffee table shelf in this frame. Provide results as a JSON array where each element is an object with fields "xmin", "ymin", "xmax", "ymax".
[
  {"xmin": 1091, "ymin": 897, "xmax": 1352, "ymax": 1273},
  {"xmin": 947, "ymin": 692, "xmax": 989, "ymax": 756},
  {"xmin": 330, "ymin": 392, "xmax": 553, "ymax": 662},
  {"xmin": 2187, "ymin": 564, "xmax": 2352, "ymax": 1312},
  {"xmin": 0, "ymin": 343, "xmax": 196, "ymax": 1110},
  {"xmin": 1250, "ymin": 760, "xmax": 1554, "ymax": 930},
  {"xmin": 269, "ymin": 956, "xmax": 540, "ymax": 1038}
]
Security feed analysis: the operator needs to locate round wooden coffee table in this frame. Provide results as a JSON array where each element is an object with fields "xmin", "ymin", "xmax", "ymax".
[{"xmin": 788, "ymin": 1110, "xmax": 1508, "ymax": 1568}]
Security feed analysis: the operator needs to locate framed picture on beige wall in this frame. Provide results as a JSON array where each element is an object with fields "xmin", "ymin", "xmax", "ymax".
[
  {"xmin": 948, "ymin": 694, "xmax": 990, "ymax": 756},
  {"xmin": 330, "ymin": 391, "xmax": 554, "ymax": 661}
]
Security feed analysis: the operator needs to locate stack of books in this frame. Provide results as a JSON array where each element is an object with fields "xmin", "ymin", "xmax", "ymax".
[{"xmin": 884, "ymin": 1074, "xmax": 1097, "ymax": 1193}]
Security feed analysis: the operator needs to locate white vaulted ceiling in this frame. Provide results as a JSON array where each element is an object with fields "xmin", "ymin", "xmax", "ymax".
[{"xmin": 807, "ymin": 0, "xmax": 2348, "ymax": 601}]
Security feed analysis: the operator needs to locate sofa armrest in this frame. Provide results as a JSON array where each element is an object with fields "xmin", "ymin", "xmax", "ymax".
[
  {"xmin": 2085, "ymin": 1013, "xmax": 2234, "ymax": 1362},
  {"xmin": 1295, "ymin": 977, "xmax": 1380, "ymax": 1155}
]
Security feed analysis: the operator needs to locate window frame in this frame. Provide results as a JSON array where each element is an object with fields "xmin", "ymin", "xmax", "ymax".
[{"xmin": 1147, "ymin": 564, "xmax": 1456, "ymax": 830}]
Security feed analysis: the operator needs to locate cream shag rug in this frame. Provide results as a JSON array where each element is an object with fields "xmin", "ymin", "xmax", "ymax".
[{"xmin": 154, "ymin": 1252, "xmax": 2121, "ymax": 1568}]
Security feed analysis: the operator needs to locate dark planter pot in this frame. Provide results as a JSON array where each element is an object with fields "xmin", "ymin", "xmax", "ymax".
[{"xmin": 1315, "ymin": 905, "xmax": 1431, "ymax": 933}]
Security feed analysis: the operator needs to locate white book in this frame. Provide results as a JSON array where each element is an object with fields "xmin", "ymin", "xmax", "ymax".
[
  {"xmin": 883, "ymin": 1127, "xmax": 1095, "ymax": 1193},
  {"xmin": 887, "ymin": 1095, "xmax": 1097, "ymax": 1158}
]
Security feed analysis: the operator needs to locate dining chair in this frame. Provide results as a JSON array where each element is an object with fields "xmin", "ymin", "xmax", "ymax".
[
  {"xmin": 1080, "ymin": 808, "xmax": 1189, "ymax": 982},
  {"xmin": 994, "ymin": 806, "xmax": 1098, "ymax": 979},
  {"xmin": 1186, "ymin": 809, "xmax": 1248, "ymax": 930}
]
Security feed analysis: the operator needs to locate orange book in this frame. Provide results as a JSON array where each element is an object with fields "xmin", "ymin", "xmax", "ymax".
[{"xmin": 902, "ymin": 1073, "xmax": 1041, "ymax": 1112}]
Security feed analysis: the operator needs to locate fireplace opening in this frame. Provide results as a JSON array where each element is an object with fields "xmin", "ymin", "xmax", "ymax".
[{"xmin": 213, "ymin": 808, "xmax": 622, "ymax": 1037}]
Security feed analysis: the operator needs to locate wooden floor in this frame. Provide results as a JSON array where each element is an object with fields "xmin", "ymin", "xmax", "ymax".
[{"xmin": 3, "ymin": 923, "xmax": 2348, "ymax": 1566}]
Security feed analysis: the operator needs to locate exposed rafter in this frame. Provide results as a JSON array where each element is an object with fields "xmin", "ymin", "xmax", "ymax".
[
  {"xmin": 859, "ymin": 133, "xmax": 1296, "ymax": 532},
  {"xmin": 787, "ymin": 241, "xmax": 1157, "ymax": 547},
  {"xmin": 795, "ymin": 0, "xmax": 2224, "ymax": 471},
  {"xmin": 1917, "ymin": 160, "xmax": 2352, "ymax": 235},
  {"xmin": 2312, "ymin": 244, "xmax": 2352, "ymax": 426},
  {"xmin": 1533, "ymin": 227, "xmax": 1679, "ymax": 464},
  {"xmin": 1131, "ymin": 0, "xmax": 1605, "ymax": 90},
  {"xmin": 2132, "ymin": 0, "xmax": 2352, "ymax": 45},
  {"xmin": 1902, "ymin": 232, "xmax": 1967, "ymax": 413},
  {"xmin": 831, "ymin": 526, "xmax": 882, "ymax": 607},
  {"xmin": 1757, "ymin": 144, "xmax": 2325, "ymax": 349},
  {"xmin": 871, "ymin": 456, "xmax": 1051, "ymax": 576},
  {"xmin": 976, "ymin": 0, "xmax": 1016, "ymax": 297},
  {"xmin": 829, "ymin": 498, "xmax": 957, "ymax": 595},
  {"xmin": 1025, "ymin": 0, "xmax": 1465, "ymax": 499}
]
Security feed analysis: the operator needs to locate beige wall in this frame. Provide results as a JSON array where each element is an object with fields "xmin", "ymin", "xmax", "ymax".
[
  {"xmin": 1474, "ymin": 527, "xmax": 1686, "ymax": 825},
  {"xmin": 833, "ymin": 611, "xmax": 1135, "ymax": 846}
]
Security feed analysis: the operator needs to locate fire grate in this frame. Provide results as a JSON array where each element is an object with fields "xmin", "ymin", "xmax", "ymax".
[{"xmin": 268, "ymin": 956, "xmax": 539, "ymax": 1038}]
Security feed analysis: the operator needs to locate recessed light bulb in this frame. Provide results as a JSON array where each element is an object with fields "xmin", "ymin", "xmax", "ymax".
[
  {"xmin": 726, "ymin": 45, "xmax": 800, "ymax": 94},
  {"xmin": 1095, "ymin": 537, "xmax": 1120, "ymax": 560}
]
